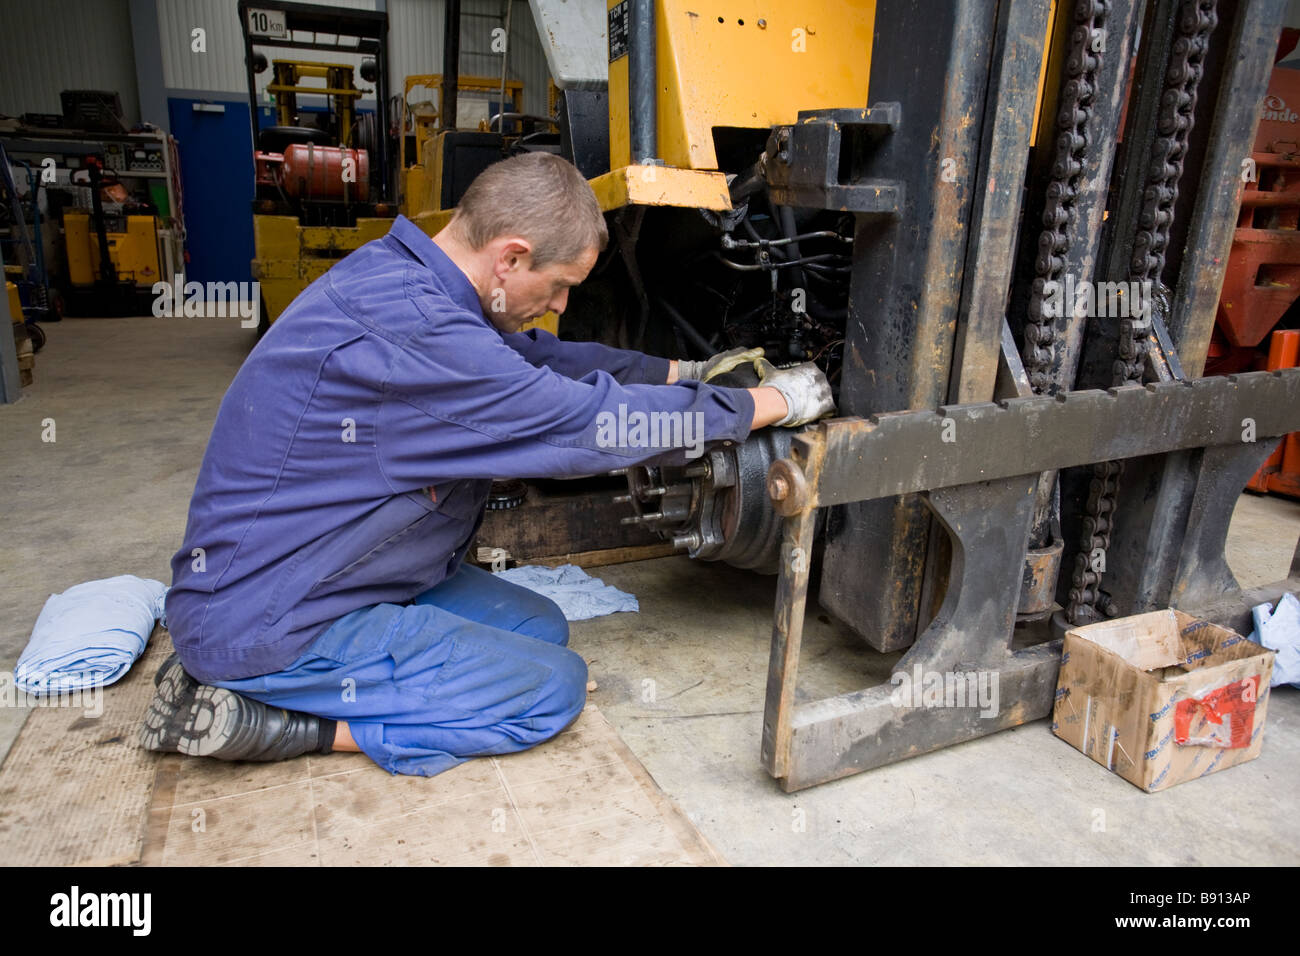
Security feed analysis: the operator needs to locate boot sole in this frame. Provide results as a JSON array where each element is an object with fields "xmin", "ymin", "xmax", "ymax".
[
  {"xmin": 177, "ymin": 685, "xmax": 258, "ymax": 759},
  {"xmin": 138, "ymin": 657, "xmax": 199, "ymax": 753},
  {"xmin": 155, "ymin": 651, "xmax": 179, "ymax": 686}
]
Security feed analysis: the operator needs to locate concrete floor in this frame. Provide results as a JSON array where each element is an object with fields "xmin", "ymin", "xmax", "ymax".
[{"xmin": 3, "ymin": 316, "xmax": 1298, "ymax": 865}]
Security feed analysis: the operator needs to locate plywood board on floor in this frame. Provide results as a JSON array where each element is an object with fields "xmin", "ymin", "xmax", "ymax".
[
  {"xmin": 0, "ymin": 631, "xmax": 723, "ymax": 866},
  {"xmin": 143, "ymin": 703, "xmax": 723, "ymax": 866},
  {"xmin": 0, "ymin": 627, "xmax": 172, "ymax": 866}
]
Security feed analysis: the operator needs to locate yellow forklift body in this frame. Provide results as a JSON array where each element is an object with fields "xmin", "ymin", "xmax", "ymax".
[
  {"xmin": 606, "ymin": 0, "xmax": 877, "ymax": 171},
  {"xmin": 251, "ymin": 215, "xmax": 394, "ymax": 322},
  {"xmin": 63, "ymin": 213, "xmax": 162, "ymax": 288}
]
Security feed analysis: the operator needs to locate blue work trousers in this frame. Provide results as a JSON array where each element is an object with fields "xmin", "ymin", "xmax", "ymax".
[{"xmin": 209, "ymin": 564, "xmax": 588, "ymax": 776}]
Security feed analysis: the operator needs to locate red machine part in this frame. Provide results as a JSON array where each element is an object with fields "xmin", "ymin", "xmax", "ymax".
[
  {"xmin": 280, "ymin": 144, "xmax": 369, "ymax": 201},
  {"xmin": 1215, "ymin": 38, "xmax": 1300, "ymax": 496},
  {"xmin": 1217, "ymin": 152, "xmax": 1300, "ymax": 349},
  {"xmin": 254, "ymin": 151, "xmax": 284, "ymax": 189},
  {"xmin": 1246, "ymin": 330, "xmax": 1300, "ymax": 497},
  {"xmin": 1216, "ymin": 55, "xmax": 1300, "ymax": 352}
]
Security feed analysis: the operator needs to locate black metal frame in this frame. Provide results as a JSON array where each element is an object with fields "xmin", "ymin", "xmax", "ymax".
[
  {"xmin": 237, "ymin": 0, "xmax": 391, "ymax": 203},
  {"xmin": 759, "ymin": 0, "xmax": 1296, "ymax": 791}
]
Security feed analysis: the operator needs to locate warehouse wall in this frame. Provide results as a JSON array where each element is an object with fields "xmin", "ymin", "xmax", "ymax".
[
  {"xmin": 0, "ymin": 0, "xmax": 141, "ymax": 125},
  {"xmin": 157, "ymin": 0, "xmax": 376, "ymax": 97},
  {"xmin": 388, "ymin": 0, "xmax": 554, "ymax": 119},
  {"xmin": 154, "ymin": 0, "xmax": 552, "ymax": 118}
]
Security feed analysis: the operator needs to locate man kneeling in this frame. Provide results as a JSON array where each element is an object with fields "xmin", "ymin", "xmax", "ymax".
[{"xmin": 142, "ymin": 152, "xmax": 833, "ymax": 775}]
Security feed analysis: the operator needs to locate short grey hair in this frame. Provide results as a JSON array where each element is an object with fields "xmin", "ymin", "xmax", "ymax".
[{"xmin": 449, "ymin": 152, "xmax": 608, "ymax": 268}]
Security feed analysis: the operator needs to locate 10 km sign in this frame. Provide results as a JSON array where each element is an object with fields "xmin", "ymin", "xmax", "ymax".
[{"xmin": 246, "ymin": 7, "xmax": 287, "ymax": 39}]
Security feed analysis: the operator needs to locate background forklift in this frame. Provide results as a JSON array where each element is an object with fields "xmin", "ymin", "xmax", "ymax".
[
  {"xmin": 243, "ymin": 0, "xmax": 560, "ymax": 333},
  {"xmin": 239, "ymin": 0, "xmax": 396, "ymax": 331}
]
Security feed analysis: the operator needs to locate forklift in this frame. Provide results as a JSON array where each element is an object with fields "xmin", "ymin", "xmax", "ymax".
[
  {"xmin": 413, "ymin": 0, "xmax": 1300, "ymax": 790},
  {"xmin": 239, "ymin": 0, "xmax": 397, "ymax": 329}
]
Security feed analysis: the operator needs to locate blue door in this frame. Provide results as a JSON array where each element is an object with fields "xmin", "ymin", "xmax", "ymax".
[{"xmin": 167, "ymin": 98, "xmax": 255, "ymax": 285}]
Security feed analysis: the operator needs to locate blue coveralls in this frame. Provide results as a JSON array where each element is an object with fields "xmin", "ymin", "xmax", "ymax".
[{"xmin": 164, "ymin": 215, "xmax": 756, "ymax": 775}]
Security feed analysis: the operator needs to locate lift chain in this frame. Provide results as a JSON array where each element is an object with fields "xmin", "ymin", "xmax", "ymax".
[
  {"xmin": 1066, "ymin": 0, "xmax": 1219, "ymax": 625},
  {"xmin": 1022, "ymin": 0, "xmax": 1110, "ymax": 395}
]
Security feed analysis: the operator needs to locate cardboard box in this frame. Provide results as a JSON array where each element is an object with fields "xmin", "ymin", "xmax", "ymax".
[{"xmin": 1052, "ymin": 609, "xmax": 1274, "ymax": 792}]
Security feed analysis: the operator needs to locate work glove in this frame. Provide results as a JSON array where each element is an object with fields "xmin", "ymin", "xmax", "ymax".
[
  {"xmin": 753, "ymin": 357, "xmax": 836, "ymax": 426},
  {"xmin": 676, "ymin": 346, "xmax": 766, "ymax": 383}
]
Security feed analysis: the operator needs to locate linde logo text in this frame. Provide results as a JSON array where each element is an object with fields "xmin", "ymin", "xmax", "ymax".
[{"xmin": 1263, "ymin": 94, "xmax": 1298, "ymax": 124}]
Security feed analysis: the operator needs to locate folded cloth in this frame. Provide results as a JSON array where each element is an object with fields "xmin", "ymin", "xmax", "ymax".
[
  {"xmin": 492, "ymin": 563, "xmax": 638, "ymax": 621},
  {"xmin": 1249, "ymin": 591, "xmax": 1300, "ymax": 689},
  {"xmin": 15, "ymin": 575, "xmax": 168, "ymax": 695}
]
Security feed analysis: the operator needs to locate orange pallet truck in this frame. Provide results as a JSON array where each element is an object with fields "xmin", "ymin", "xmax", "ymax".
[{"xmin": 1247, "ymin": 330, "xmax": 1300, "ymax": 497}]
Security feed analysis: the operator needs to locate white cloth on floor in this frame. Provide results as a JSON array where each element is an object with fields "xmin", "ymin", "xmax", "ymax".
[
  {"xmin": 493, "ymin": 563, "xmax": 638, "ymax": 621},
  {"xmin": 15, "ymin": 575, "xmax": 167, "ymax": 694},
  {"xmin": 1249, "ymin": 591, "xmax": 1300, "ymax": 689}
]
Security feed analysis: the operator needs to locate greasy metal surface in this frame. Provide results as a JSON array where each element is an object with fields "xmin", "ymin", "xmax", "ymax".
[
  {"xmin": 1091, "ymin": 0, "xmax": 1185, "ymax": 359},
  {"xmin": 1018, "ymin": 0, "xmax": 1118, "ymax": 395},
  {"xmin": 620, "ymin": 428, "xmax": 794, "ymax": 573},
  {"xmin": 760, "ymin": 505, "xmax": 818, "ymax": 781},
  {"xmin": 766, "ymin": 369, "xmax": 1300, "ymax": 788},
  {"xmin": 1075, "ymin": 449, "xmax": 1198, "ymax": 616},
  {"xmin": 948, "ymin": 0, "xmax": 1051, "ymax": 405},
  {"xmin": 803, "ymin": 369, "xmax": 1300, "ymax": 508},
  {"xmin": 759, "ymin": 0, "xmax": 1292, "ymax": 792},
  {"xmin": 629, "ymin": 0, "xmax": 658, "ymax": 163},
  {"xmin": 1020, "ymin": 538, "xmax": 1065, "ymax": 617},
  {"xmin": 1014, "ymin": 0, "xmax": 1142, "ymax": 400},
  {"xmin": 1067, "ymin": 0, "xmax": 1222, "ymax": 627},
  {"xmin": 819, "ymin": 0, "xmax": 1000, "ymax": 655},
  {"xmin": 764, "ymin": 106, "xmax": 904, "ymax": 214},
  {"xmin": 1106, "ymin": 442, "xmax": 1297, "ymax": 634},
  {"xmin": 770, "ymin": 477, "xmax": 1058, "ymax": 791},
  {"xmin": 1016, "ymin": 0, "xmax": 1143, "ymax": 575},
  {"xmin": 1169, "ymin": 442, "xmax": 1282, "ymax": 608},
  {"xmin": 768, "ymin": 458, "xmax": 807, "ymax": 518},
  {"xmin": 780, "ymin": 643, "xmax": 1061, "ymax": 790}
]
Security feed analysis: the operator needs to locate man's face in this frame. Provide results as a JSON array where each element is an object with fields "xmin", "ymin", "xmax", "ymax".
[{"xmin": 485, "ymin": 241, "xmax": 598, "ymax": 334}]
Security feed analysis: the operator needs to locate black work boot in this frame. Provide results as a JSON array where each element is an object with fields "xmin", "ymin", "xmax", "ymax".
[
  {"xmin": 176, "ymin": 685, "xmax": 334, "ymax": 762},
  {"xmin": 139, "ymin": 652, "xmax": 200, "ymax": 753}
]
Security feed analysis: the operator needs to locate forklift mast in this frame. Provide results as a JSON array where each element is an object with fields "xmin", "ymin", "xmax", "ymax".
[{"xmin": 237, "ymin": 0, "xmax": 392, "ymax": 204}]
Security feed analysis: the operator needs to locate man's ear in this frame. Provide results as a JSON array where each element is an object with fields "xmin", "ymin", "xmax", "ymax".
[{"xmin": 496, "ymin": 237, "xmax": 533, "ymax": 274}]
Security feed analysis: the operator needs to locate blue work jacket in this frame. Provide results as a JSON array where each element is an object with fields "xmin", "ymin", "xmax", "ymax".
[{"xmin": 166, "ymin": 215, "xmax": 756, "ymax": 681}]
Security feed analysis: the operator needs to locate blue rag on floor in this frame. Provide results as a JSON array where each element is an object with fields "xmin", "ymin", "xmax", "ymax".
[
  {"xmin": 492, "ymin": 563, "xmax": 638, "ymax": 621},
  {"xmin": 1249, "ymin": 591, "xmax": 1300, "ymax": 689},
  {"xmin": 15, "ymin": 575, "xmax": 168, "ymax": 694}
]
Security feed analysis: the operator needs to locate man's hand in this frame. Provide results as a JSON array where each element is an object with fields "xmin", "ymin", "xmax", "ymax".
[
  {"xmin": 752, "ymin": 358, "xmax": 836, "ymax": 426},
  {"xmin": 675, "ymin": 346, "xmax": 766, "ymax": 383}
]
